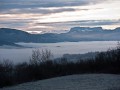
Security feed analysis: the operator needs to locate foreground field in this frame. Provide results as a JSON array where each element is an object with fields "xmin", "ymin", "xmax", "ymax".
[{"xmin": 1, "ymin": 74, "xmax": 120, "ymax": 90}]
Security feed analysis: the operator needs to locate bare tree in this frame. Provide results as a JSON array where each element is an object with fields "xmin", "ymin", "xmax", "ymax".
[{"xmin": 30, "ymin": 49, "xmax": 53, "ymax": 65}]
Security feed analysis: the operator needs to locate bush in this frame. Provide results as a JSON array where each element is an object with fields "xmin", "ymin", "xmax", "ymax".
[{"xmin": 0, "ymin": 59, "xmax": 14, "ymax": 88}]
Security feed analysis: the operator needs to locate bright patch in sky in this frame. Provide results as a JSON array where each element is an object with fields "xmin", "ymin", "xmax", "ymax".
[{"xmin": 0, "ymin": 0, "xmax": 120, "ymax": 33}]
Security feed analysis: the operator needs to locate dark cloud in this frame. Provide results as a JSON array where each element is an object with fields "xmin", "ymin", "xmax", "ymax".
[
  {"xmin": 0, "ymin": 0, "xmax": 105, "ymax": 11},
  {"xmin": 0, "ymin": 0, "xmax": 106, "ymax": 20},
  {"xmin": 36, "ymin": 20, "xmax": 120, "ymax": 26},
  {"xmin": 0, "ymin": 22, "xmax": 27, "ymax": 29},
  {"xmin": 70, "ymin": 20, "xmax": 120, "ymax": 26},
  {"xmin": 0, "ymin": 8, "xmax": 76, "ymax": 14},
  {"xmin": 0, "ymin": 19, "xmax": 32, "ymax": 24},
  {"xmin": 0, "ymin": 19, "xmax": 33, "ymax": 29},
  {"xmin": 1, "ymin": 19, "xmax": 120, "ymax": 31},
  {"xmin": 35, "ymin": 20, "xmax": 120, "ymax": 30}
]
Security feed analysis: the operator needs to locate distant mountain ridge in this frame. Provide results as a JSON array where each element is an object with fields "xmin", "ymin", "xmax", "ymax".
[
  {"xmin": 69, "ymin": 27, "xmax": 103, "ymax": 32},
  {"xmin": 69, "ymin": 27, "xmax": 120, "ymax": 32},
  {"xmin": 0, "ymin": 27, "xmax": 120, "ymax": 46}
]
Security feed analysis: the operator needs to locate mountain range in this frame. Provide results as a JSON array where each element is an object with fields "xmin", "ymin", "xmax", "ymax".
[{"xmin": 0, "ymin": 27, "xmax": 120, "ymax": 46}]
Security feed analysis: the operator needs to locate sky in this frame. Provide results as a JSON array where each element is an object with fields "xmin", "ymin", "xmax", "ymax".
[{"xmin": 0, "ymin": 0, "xmax": 120, "ymax": 33}]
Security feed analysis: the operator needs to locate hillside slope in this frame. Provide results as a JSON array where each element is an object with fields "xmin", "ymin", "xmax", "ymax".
[
  {"xmin": 1, "ymin": 27, "xmax": 120, "ymax": 44},
  {"xmin": 0, "ymin": 40, "xmax": 23, "ymax": 47},
  {"xmin": 1, "ymin": 74, "xmax": 120, "ymax": 90}
]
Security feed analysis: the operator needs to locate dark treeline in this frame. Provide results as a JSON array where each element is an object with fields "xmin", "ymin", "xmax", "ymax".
[{"xmin": 0, "ymin": 46, "xmax": 120, "ymax": 88}]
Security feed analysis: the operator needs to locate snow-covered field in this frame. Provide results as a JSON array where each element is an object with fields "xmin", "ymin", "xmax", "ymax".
[{"xmin": 1, "ymin": 74, "xmax": 120, "ymax": 90}]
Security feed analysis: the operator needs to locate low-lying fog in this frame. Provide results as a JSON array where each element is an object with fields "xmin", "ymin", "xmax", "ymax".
[{"xmin": 0, "ymin": 41, "xmax": 118, "ymax": 63}]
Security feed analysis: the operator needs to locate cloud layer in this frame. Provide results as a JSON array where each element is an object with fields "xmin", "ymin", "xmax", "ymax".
[{"xmin": 0, "ymin": 0, "xmax": 120, "ymax": 33}]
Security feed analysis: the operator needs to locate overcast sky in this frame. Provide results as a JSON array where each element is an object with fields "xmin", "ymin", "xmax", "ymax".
[{"xmin": 0, "ymin": 0, "xmax": 120, "ymax": 33}]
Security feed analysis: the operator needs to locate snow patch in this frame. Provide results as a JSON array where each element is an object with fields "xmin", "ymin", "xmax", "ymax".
[{"xmin": 1, "ymin": 74, "xmax": 120, "ymax": 90}]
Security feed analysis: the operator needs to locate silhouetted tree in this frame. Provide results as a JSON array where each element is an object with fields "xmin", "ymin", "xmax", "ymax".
[{"xmin": 29, "ymin": 49, "xmax": 53, "ymax": 65}]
